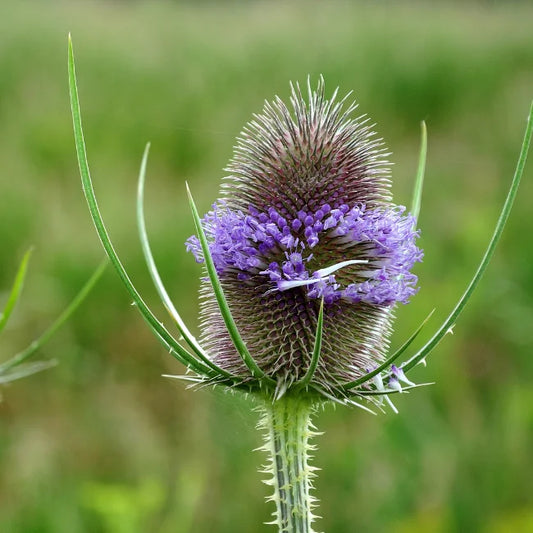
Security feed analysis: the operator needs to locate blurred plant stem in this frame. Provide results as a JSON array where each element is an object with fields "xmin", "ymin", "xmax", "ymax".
[{"xmin": 0, "ymin": 254, "xmax": 107, "ymax": 385}]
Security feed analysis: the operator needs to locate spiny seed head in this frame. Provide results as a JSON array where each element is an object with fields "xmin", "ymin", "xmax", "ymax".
[{"xmin": 187, "ymin": 78, "xmax": 422, "ymax": 395}]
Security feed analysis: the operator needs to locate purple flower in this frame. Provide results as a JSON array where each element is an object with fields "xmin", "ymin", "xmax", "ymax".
[
  {"xmin": 187, "ymin": 202, "xmax": 421, "ymax": 305},
  {"xmin": 187, "ymin": 79, "xmax": 422, "ymax": 391}
]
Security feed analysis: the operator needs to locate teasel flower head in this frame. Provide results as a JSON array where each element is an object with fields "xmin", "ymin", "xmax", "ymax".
[
  {"xmin": 69, "ymin": 35, "xmax": 532, "ymax": 532},
  {"xmin": 186, "ymin": 78, "xmax": 423, "ymax": 404}
]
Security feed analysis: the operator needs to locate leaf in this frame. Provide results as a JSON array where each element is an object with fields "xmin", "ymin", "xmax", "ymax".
[
  {"xmin": 0, "ymin": 360, "xmax": 58, "ymax": 384},
  {"xmin": 0, "ymin": 260, "xmax": 107, "ymax": 373},
  {"xmin": 0, "ymin": 248, "xmax": 33, "ymax": 335}
]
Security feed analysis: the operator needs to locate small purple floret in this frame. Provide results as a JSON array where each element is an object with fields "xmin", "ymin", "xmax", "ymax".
[{"xmin": 187, "ymin": 201, "xmax": 423, "ymax": 306}]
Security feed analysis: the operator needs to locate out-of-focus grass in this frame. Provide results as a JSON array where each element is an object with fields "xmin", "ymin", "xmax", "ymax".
[{"xmin": 0, "ymin": 1, "xmax": 532, "ymax": 532}]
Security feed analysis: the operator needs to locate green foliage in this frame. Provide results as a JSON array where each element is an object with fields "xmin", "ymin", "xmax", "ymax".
[
  {"xmin": 81, "ymin": 479, "xmax": 164, "ymax": 533},
  {"xmin": 1, "ymin": 1, "xmax": 532, "ymax": 532},
  {"xmin": 0, "ymin": 250, "xmax": 106, "ymax": 385}
]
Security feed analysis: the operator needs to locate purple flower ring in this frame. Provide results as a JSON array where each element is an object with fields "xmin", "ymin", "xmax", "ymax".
[{"xmin": 187, "ymin": 202, "xmax": 422, "ymax": 306}]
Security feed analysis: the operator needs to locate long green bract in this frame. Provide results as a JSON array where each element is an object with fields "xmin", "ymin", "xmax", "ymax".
[
  {"xmin": 186, "ymin": 183, "xmax": 275, "ymax": 386},
  {"xmin": 0, "ymin": 248, "xmax": 33, "ymax": 335},
  {"xmin": 136, "ymin": 144, "xmax": 232, "ymax": 378},
  {"xmin": 411, "ymin": 121, "xmax": 427, "ymax": 221},
  {"xmin": 296, "ymin": 298, "xmax": 324, "ymax": 389},
  {"xmin": 341, "ymin": 308, "xmax": 435, "ymax": 391},
  {"xmin": 403, "ymin": 101, "xmax": 533, "ymax": 373},
  {"xmin": 68, "ymin": 36, "xmax": 212, "ymax": 377}
]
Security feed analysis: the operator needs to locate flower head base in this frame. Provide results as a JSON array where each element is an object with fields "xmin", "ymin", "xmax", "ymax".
[{"xmin": 187, "ymin": 79, "xmax": 422, "ymax": 395}]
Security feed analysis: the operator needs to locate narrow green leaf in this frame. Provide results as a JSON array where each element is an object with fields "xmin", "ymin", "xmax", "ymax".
[
  {"xmin": 342, "ymin": 308, "xmax": 435, "ymax": 390},
  {"xmin": 68, "ymin": 35, "xmax": 213, "ymax": 377},
  {"xmin": 136, "ymin": 144, "xmax": 232, "ymax": 378},
  {"xmin": 403, "ymin": 101, "xmax": 533, "ymax": 373},
  {"xmin": 411, "ymin": 121, "xmax": 427, "ymax": 221},
  {"xmin": 0, "ymin": 260, "xmax": 107, "ymax": 373},
  {"xmin": 297, "ymin": 298, "xmax": 324, "ymax": 388},
  {"xmin": 186, "ymin": 183, "xmax": 275, "ymax": 386},
  {"xmin": 0, "ymin": 360, "xmax": 57, "ymax": 384},
  {"xmin": 0, "ymin": 248, "xmax": 33, "ymax": 335}
]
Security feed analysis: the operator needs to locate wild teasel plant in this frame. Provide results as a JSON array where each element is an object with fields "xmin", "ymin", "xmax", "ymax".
[
  {"xmin": 0, "ymin": 249, "xmax": 105, "ymax": 388},
  {"xmin": 68, "ymin": 36, "xmax": 532, "ymax": 532}
]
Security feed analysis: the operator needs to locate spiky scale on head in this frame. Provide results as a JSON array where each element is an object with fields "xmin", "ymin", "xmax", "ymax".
[
  {"xmin": 187, "ymin": 78, "xmax": 422, "ymax": 394},
  {"xmin": 224, "ymin": 78, "xmax": 392, "ymax": 212}
]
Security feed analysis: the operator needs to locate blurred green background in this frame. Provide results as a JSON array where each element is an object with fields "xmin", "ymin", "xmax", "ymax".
[{"xmin": 1, "ymin": 1, "xmax": 532, "ymax": 532}]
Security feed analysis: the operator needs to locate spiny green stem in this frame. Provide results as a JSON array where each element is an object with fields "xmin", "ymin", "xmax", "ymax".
[{"xmin": 260, "ymin": 396, "xmax": 318, "ymax": 533}]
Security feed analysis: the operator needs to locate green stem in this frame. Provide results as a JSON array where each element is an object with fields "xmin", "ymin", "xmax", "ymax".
[{"xmin": 261, "ymin": 396, "xmax": 318, "ymax": 532}]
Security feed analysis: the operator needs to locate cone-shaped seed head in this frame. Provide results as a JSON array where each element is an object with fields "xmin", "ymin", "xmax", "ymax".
[{"xmin": 187, "ymin": 79, "xmax": 422, "ymax": 391}]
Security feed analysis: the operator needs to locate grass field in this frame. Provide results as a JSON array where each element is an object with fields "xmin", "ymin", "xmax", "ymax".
[{"xmin": 1, "ymin": 1, "xmax": 533, "ymax": 531}]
